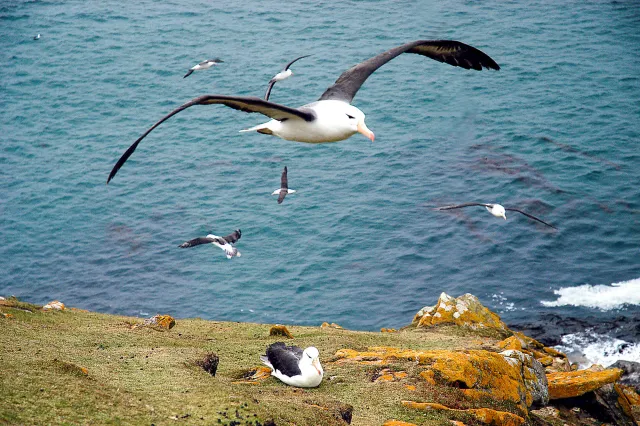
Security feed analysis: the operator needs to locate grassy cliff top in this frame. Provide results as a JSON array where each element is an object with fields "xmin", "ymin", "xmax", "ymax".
[{"xmin": 0, "ymin": 298, "xmax": 507, "ymax": 425}]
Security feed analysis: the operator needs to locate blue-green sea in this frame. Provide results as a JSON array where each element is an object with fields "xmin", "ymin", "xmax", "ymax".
[{"xmin": 2, "ymin": 0, "xmax": 639, "ymax": 365}]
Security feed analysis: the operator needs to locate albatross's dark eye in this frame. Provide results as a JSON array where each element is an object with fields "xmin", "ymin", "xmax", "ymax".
[{"xmin": 346, "ymin": 114, "xmax": 355, "ymax": 119}]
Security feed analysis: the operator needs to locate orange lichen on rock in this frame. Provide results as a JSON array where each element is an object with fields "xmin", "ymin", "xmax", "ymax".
[
  {"xmin": 42, "ymin": 300, "xmax": 65, "ymax": 311},
  {"xmin": 143, "ymin": 314, "xmax": 176, "ymax": 330},
  {"xmin": 1, "ymin": 312, "xmax": 14, "ymax": 319},
  {"xmin": 412, "ymin": 293, "xmax": 510, "ymax": 333},
  {"xmin": 233, "ymin": 366, "xmax": 272, "ymax": 384},
  {"xmin": 269, "ymin": 324, "xmax": 294, "ymax": 339},
  {"xmin": 335, "ymin": 346, "xmax": 548, "ymax": 409},
  {"xmin": 382, "ymin": 421, "xmax": 418, "ymax": 426},
  {"xmin": 547, "ymin": 368, "xmax": 623, "ymax": 399},
  {"xmin": 615, "ymin": 384, "xmax": 640, "ymax": 424},
  {"xmin": 404, "ymin": 384, "xmax": 417, "ymax": 391},
  {"xmin": 373, "ymin": 368, "xmax": 408, "ymax": 383},
  {"xmin": 380, "ymin": 328, "xmax": 397, "ymax": 333},
  {"xmin": 401, "ymin": 401, "xmax": 525, "ymax": 426},
  {"xmin": 320, "ymin": 322, "xmax": 343, "ymax": 329}
]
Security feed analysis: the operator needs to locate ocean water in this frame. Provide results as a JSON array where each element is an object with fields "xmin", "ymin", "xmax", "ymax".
[{"xmin": 2, "ymin": 1, "xmax": 639, "ymax": 367}]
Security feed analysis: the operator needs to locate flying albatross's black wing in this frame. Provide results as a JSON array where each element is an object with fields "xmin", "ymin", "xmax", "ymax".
[
  {"xmin": 435, "ymin": 202, "xmax": 493, "ymax": 211},
  {"xmin": 178, "ymin": 236, "xmax": 216, "ymax": 248},
  {"xmin": 505, "ymin": 208, "xmax": 557, "ymax": 229},
  {"xmin": 283, "ymin": 54, "xmax": 311, "ymax": 71},
  {"xmin": 277, "ymin": 166, "xmax": 288, "ymax": 204},
  {"xmin": 319, "ymin": 40, "xmax": 500, "ymax": 103},
  {"xmin": 264, "ymin": 342, "xmax": 304, "ymax": 377},
  {"xmin": 222, "ymin": 229, "xmax": 242, "ymax": 244},
  {"xmin": 107, "ymin": 95, "xmax": 316, "ymax": 183}
]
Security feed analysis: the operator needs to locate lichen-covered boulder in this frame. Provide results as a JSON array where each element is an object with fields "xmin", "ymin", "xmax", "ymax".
[
  {"xmin": 401, "ymin": 401, "xmax": 525, "ymax": 426},
  {"xmin": 497, "ymin": 332, "xmax": 570, "ymax": 373},
  {"xmin": 411, "ymin": 293, "xmax": 509, "ymax": 334},
  {"xmin": 143, "ymin": 314, "xmax": 176, "ymax": 330},
  {"xmin": 334, "ymin": 347, "xmax": 548, "ymax": 411},
  {"xmin": 269, "ymin": 324, "xmax": 293, "ymax": 338},
  {"xmin": 42, "ymin": 300, "xmax": 65, "ymax": 311},
  {"xmin": 382, "ymin": 420, "xmax": 418, "ymax": 426},
  {"xmin": 547, "ymin": 367, "xmax": 623, "ymax": 399},
  {"xmin": 321, "ymin": 322, "xmax": 343, "ymax": 329},
  {"xmin": 616, "ymin": 383, "xmax": 640, "ymax": 424}
]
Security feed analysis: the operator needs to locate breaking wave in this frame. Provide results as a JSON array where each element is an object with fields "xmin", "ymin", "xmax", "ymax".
[{"xmin": 541, "ymin": 277, "xmax": 640, "ymax": 310}]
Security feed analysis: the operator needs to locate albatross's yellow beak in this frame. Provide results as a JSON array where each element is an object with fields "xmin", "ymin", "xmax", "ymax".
[{"xmin": 357, "ymin": 120, "xmax": 375, "ymax": 142}]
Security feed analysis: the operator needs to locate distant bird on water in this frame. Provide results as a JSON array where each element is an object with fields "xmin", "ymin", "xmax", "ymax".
[
  {"xmin": 108, "ymin": 39, "xmax": 499, "ymax": 183},
  {"xmin": 178, "ymin": 229, "xmax": 242, "ymax": 258},
  {"xmin": 183, "ymin": 58, "xmax": 224, "ymax": 78},
  {"xmin": 34, "ymin": 34, "xmax": 40, "ymax": 40},
  {"xmin": 272, "ymin": 166, "xmax": 295, "ymax": 204},
  {"xmin": 436, "ymin": 203, "xmax": 556, "ymax": 229},
  {"xmin": 264, "ymin": 55, "xmax": 311, "ymax": 101},
  {"xmin": 260, "ymin": 342, "xmax": 323, "ymax": 388}
]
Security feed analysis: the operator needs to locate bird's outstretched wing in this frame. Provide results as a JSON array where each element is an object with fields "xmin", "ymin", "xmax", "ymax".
[
  {"xmin": 178, "ymin": 236, "xmax": 215, "ymax": 248},
  {"xmin": 319, "ymin": 40, "xmax": 500, "ymax": 103},
  {"xmin": 222, "ymin": 229, "xmax": 242, "ymax": 244},
  {"xmin": 264, "ymin": 80, "xmax": 277, "ymax": 101},
  {"xmin": 281, "ymin": 166, "xmax": 288, "ymax": 190},
  {"xmin": 505, "ymin": 208, "xmax": 557, "ymax": 229},
  {"xmin": 284, "ymin": 54, "xmax": 311, "ymax": 71},
  {"xmin": 183, "ymin": 69, "xmax": 194, "ymax": 78},
  {"xmin": 436, "ymin": 202, "xmax": 492, "ymax": 211},
  {"xmin": 107, "ymin": 95, "xmax": 316, "ymax": 183}
]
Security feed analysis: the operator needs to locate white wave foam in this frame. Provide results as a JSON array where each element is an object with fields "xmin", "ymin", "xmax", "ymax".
[
  {"xmin": 541, "ymin": 277, "xmax": 640, "ymax": 310},
  {"xmin": 555, "ymin": 331, "xmax": 640, "ymax": 369}
]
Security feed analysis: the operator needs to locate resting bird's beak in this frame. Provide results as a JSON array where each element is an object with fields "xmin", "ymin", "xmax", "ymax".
[
  {"xmin": 357, "ymin": 120, "xmax": 375, "ymax": 142},
  {"xmin": 312, "ymin": 358, "xmax": 322, "ymax": 375}
]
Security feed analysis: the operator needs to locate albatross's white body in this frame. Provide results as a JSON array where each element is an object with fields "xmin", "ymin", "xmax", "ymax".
[
  {"xmin": 241, "ymin": 100, "xmax": 373, "ymax": 143},
  {"xmin": 261, "ymin": 344, "xmax": 323, "ymax": 388}
]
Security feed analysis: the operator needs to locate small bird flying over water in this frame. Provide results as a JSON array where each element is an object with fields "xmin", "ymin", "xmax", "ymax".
[
  {"xmin": 264, "ymin": 55, "xmax": 311, "ymax": 101},
  {"xmin": 260, "ymin": 342, "xmax": 323, "ymax": 388},
  {"xmin": 272, "ymin": 166, "xmax": 295, "ymax": 204},
  {"xmin": 178, "ymin": 229, "xmax": 242, "ymax": 258},
  {"xmin": 34, "ymin": 34, "xmax": 40, "ymax": 40},
  {"xmin": 183, "ymin": 58, "xmax": 224, "ymax": 78},
  {"xmin": 108, "ymin": 39, "xmax": 499, "ymax": 183},
  {"xmin": 436, "ymin": 203, "xmax": 556, "ymax": 229}
]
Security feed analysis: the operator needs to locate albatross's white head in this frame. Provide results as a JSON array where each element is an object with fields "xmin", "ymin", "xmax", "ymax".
[
  {"xmin": 342, "ymin": 104, "xmax": 375, "ymax": 142},
  {"xmin": 301, "ymin": 346, "xmax": 323, "ymax": 377},
  {"xmin": 487, "ymin": 204, "xmax": 507, "ymax": 220}
]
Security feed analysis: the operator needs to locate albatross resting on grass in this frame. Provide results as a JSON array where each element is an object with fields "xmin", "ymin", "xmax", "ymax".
[
  {"xmin": 264, "ymin": 55, "xmax": 311, "ymax": 101},
  {"xmin": 436, "ymin": 203, "xmax": 556, "ymax": 229},
  {"xmin": 178, "ymin": 229, "xmax": 242, "ymax": 258},
  {"xmin": 260, "ymin": 342, "xmax": 323, "ymax": 388},
  {"xmin": 107, "ymin": 40, "xmax": 499, "ymax": 183}
]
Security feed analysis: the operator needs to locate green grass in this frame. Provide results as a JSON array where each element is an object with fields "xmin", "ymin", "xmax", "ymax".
[{"xmin": 0, "ymin": 300, "xmax": 506, "ymax": 426}]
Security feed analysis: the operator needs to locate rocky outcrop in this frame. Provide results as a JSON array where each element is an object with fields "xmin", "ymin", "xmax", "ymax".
[
  {"xmin": 497, "ymin": 332, "xmax": 570, "ymax": 373},
  {"xmin": 547, "ymin": 367, "xmax": 623, "ymax": 399},
  {"xmin": 321, "ymin": 322, "xmax": 344, "ymax": 329},
  {"xmin": 411, "ymin": 293, "xmax": 510, "ymax": 334},
  {"xmin": 616, "ymin": 383, "xmax": 640, "ymax": 424},
  {"xmin": 401, "ymin": 401, "xmax": 525, "ymax": 426},
  {"xmin": 610, "ymin": 360, "xmax": 640, "ymax": 392},
  {"xmin": 335, "ymin": 346, "xmax": 548, "ymax": 412}
]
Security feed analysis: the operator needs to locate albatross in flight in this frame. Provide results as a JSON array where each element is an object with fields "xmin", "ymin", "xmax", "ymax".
[
  {"xmin": 260, "ymin": 342, "xmax": 323, "ymax": 388},
  {"xmin": 183, "ymin": 58, "xmax": 224, "ymax": 78},
  {"xmin": 178, "ymin": 229, "xmax": 242, "ymax": 258},
  {"xmin": 272, "ymin": 166, "xmax": 295, "ymax": 204},
  {"xmin": 107, "ymin": 40, "xmax": 499, "ymax": 183},
  {"xmin": 436, "ymin": 203, "xmax": 556, "ymax": 229},
  {"xmin": 264, "ymin": 55, "xmax": 311, "ymax": 101}
]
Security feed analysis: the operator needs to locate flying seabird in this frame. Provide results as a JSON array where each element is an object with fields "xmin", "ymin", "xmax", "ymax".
[
  {"xmin": 34, "ymin": 34, "xmax": 40, "ymax": 40},
  {"xmin": 436, "ymin": 203, "xmax": 556, "ymax": 229},
  {"xmin": 183, "ymin": 58, "xmax": 224, "ymax": 78},
  {"xmin": 178, "ymin": 229, "xmax": 242, "ymax": 258},
  {"xmin": 107, "ymin": 40, "xmax": 499, "ymax": 183},
  {"xmin": 260, "ymin": 342, "xmax": 323, "ymax": 388},
  {"xmin": 272, "ymin": 166, "xmax": 295, "ymax": 204},
  {"xmin": 264, "ymin": 55, "xmax": 311, "ymax": 101}
]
